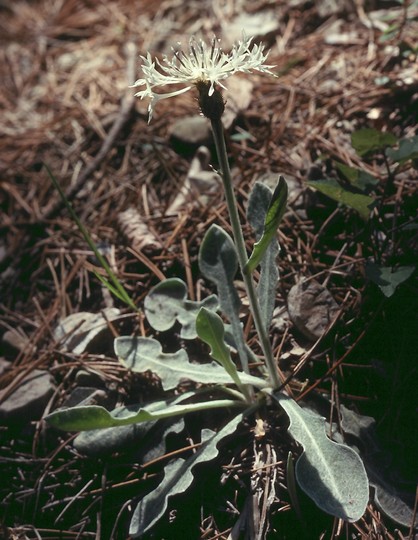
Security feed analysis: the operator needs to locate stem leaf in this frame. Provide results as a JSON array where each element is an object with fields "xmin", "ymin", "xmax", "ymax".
[
  {"xmin": 199, "ymin": 224, "xmax": 249, "ymax": 372},
  {"xmin": 246, "ymin": 176, "xmax": 288, "ymax": 274}
]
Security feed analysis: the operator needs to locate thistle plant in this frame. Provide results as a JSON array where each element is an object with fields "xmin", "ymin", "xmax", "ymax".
[{"xmin": 45, "ymin": 35, "xmax": 370, "ymax": 537}]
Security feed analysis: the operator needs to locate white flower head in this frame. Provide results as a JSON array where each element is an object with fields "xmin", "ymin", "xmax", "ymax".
[{"xmin": 132, "ymin": 34, "xmax": 276, "ymax": 122}]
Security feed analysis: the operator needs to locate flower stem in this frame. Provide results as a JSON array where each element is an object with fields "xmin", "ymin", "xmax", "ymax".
[{"xmin": 210, "ymin": 118, "xmax": 282, "ymax": 389}]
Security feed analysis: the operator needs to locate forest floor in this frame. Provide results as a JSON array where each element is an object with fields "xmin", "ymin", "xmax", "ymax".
[{"xmin": 1, "ymin": 1, "xmax": 418, "ymax": 539}]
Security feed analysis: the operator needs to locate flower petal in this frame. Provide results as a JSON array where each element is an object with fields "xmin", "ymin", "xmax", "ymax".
[{"xmin": 132, "ymin": 34, "xmax": 276, "ymax": 121}]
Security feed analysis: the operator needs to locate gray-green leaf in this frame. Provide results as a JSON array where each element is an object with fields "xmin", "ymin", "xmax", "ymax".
[
  {"xmin": 199, "ymin": 224, "xmax": 249, "ymax": 372},
  {"xmin": 340, "ymin": 405, "xmax": 418, "ymax": 528},
  {"xmin": 73, "ymin": 394, "xmax": 191, "ymax": 456},
  {"xmin": 273, "ymin": 392, "xmax": 369, "ymax": 522},
  {"xmin": 386, "ymin": 135, "xmax": 418, "ymax": 163},
  {"xmin": 74, "ymin": 416, "xmax": 184, "ymax": 458},
  {"xmin": 115, "ymin": 336, "xmax": 265, "ymax": 390},
  {"xmin": 199, "ymin": 225, "xmax": 240, "ymax": 319},
  {"xmin": 129, "ymin": 413, "xmax": 244, "ymax": 537},
  {"xmin": 196, "ymin": 307, "xmax": 266, "ymax": 390},
  {"xmin": 246, "ymin": 176, "xmax": 287, "ymax": 274},
  {"xmin": 247, "ymin": 181, "xmax": 283, "ymax": 329},
  {"xmin": 366, "ymin": 262, "xmax": 415, "ymax": 297},
  {"xmin": 45, "ymin": 397, "xmax": 242, "ymax": 432},
  {"xmin": 144, "ymin": 278, "xmax": 218, "ymax": 339}
]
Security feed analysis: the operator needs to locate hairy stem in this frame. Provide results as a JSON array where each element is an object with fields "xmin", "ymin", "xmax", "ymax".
[{"xmin": 210, "ymin": 118, "xmax": 282, "ymax": 389}]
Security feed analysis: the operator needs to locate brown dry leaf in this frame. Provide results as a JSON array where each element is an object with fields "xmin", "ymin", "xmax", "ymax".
[
  {"xmin": 287, "ymin": 279, "xmax": 340, "ymax": 341},
  {"xmin": 118, "ymin": 207, "xmax": 163, "ymax": 251}
]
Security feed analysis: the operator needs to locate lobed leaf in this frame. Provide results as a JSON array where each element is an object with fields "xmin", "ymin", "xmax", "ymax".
[
  {"xmin": 129, "ymin": 413, "xmax": 244, "ymax": 537},
  {"xmin": 73, "ymin": 394, "xmax": 189, "ymax": 457},
  {"xmin": 144, "ymin": 278, "xmax": 218, "ymax": 339},
  {"xmin": 115, "ymin": 336, "xmax": 266, "ymax": 390}
]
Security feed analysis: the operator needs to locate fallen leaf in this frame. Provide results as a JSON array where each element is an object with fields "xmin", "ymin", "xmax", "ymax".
[{"xmin": 287, "ymin": 279, "xmax": 339, "ymax": 341}]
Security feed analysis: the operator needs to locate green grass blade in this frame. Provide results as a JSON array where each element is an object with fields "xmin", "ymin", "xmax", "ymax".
[{"xmin": 45, "ymin": 164, "xmax": 137, "ymax": 311}]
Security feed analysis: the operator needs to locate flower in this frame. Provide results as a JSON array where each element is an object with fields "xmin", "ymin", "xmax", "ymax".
[{"xmin": 132, "ymin": 34, "xmax": 275, "ymax": 122}]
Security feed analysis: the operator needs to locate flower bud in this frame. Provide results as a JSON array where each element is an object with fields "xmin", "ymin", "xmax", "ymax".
[{"xmin": 196, "ymin": 81, "xmax": 225, "ymax": 120}]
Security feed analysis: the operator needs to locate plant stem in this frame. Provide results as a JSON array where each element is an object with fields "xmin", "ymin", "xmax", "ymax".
[{"xmin": 210, "ymin": 118, "xmax": 282, "ymax": 389}]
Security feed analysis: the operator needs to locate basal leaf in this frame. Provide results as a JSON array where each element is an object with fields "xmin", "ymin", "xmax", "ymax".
[
  {"xmin": 245, "ymin": 176, "xmax": 287, "ymax": 274},
  {"xmin": 115, "ymin": 336, "xmax": 265, "ymax": 390},
  {"xmin": 351, "ymin": 128, "xmax": 397, "ymax": 156},
  {"xmin": 308, "ymin": 178, "xmax": 375, "ymax": 220},
  {"xmin": 129, "ymin": 413, "xmax": 244, "ymax": 537},
  {"xmin": 273, "ymin": 392, "xmax": 369, "ymax": 522},
  {"xmin": 74, "ymin": 416, "xmax": 185, "ymax": 458},
  {"xmin": 196, "ymin": 307, "xmax": 266, "ymax": 390},
  {"xmin": 73, "ymin": 395, "xmax": 189, "ymax": 457},
  {"xmin": 45, "ymin": 397, "xmax": 242, "ymax": 432},
  {"xmin": 144, "ymin": 278, "xmax": 218, "ymax": 339},
  {"xmin": 46, "ymin": 405, "xmax": 119, "ymax": 431},
  {"xmin": 54, "ymin": 308, "xmax": 121, "ymax": 355}
]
